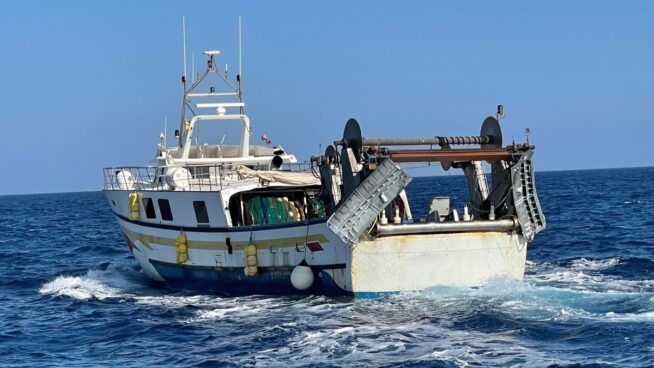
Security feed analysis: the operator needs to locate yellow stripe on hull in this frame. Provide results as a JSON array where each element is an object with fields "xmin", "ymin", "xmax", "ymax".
[{"xmin": 121, "ymin": 228, "xmax": 330, "ymax": 251}]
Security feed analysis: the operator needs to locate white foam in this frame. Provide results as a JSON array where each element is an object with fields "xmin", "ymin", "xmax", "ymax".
[
  {"xmin": 39, "ymin": 265, "xmax": 147, "ymax": 301},
  {"xmin": 570, "ymin": 257, "xmax": 621, "ymax": 270},
  {"xmin": 603, "ymin": 311, "xmax": 654, "ymax": 322},
  {"xmin": 402, "ymin": 263, "xmax": 654, "ymax": 326},
  {"xmin": 39, "ymin": 274, "xmax": 126, "ymax": 301},
  {"xmin": 259, "ymin": 318, "xmax": 561, "ymax": 367},
  {"xmin": 526, "ymin": 259, "xmax": 654, "ymax": 293},
  {"xmin": 193, "ymin": 306, "xmax": 246, "ymax": 320},
  {"xmin": 332, "ymin": 326, "xmax": 354, "ymax": 335},
  {"xmin": 40, "ymin": 260, "xmax": 654, "ymax": 366},
  {"xmin": 136, "ymin": 294, "xmax": 212, "ymax": 307},
  {"xmin": 38, "ymin": 257, "xmax": 654, "ymax": 367}
]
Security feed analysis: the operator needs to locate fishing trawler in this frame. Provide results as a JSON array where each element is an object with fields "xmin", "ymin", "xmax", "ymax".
[{"xmin": 103, "ymin": 48, "xmax": 546, "ymax": 297}]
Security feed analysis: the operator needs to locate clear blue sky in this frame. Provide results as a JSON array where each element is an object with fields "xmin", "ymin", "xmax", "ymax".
[{"xmin": 1, "ymin": 1, "xmax": 652, "ymax": 195}]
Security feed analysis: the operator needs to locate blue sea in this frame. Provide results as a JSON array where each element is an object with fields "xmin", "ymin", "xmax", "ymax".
[{"xmin": 1, "ymin": 167, "xmax": 653, "ymax": 367}]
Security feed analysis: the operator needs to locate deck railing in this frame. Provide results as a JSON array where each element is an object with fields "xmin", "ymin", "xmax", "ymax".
[{"xmin": 103, "ymin": 162, "xmax": 315, "ymax": 191}]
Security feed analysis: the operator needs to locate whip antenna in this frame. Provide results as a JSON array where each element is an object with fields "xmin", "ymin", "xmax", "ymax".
[
  {"xmin": 182, "ymin": 16, "xmax": 188, "ymax": 85},
  {"xmin": 238, "ymin": 16, "xmax": 242, "ymax": 79},
  {"xmin": 238, "ymin": 16, "xmax": 244, "ymax": 113}
]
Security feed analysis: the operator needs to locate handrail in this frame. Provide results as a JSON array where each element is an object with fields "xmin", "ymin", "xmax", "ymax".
[{"xmin": 103, "ymin": 162, "xmax": 314, "ymax": 192}]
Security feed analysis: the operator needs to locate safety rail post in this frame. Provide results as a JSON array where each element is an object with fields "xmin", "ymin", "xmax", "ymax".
[
  {"xmin": 156, "ymin": 167, "xmax": 162, "ymax": 190},
  {"xmin": 147, "ymin": 168, "xmax": 154, "ymax": 189},
  {"xmin": 218, "ymin": 164, "xmax": 221, "ymax": 190},
  {"xmin": 208, "ymin": 164, "xmax": 213, "ymax": 191},
  {"xmin": 148, "ymin": 167, "xmax": 155, "ymax": 190}
]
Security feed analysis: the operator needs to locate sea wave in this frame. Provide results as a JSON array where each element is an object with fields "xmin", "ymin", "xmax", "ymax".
[
  {"xmin": 569, "ymin": 257, "xmax": 622, "ymax": 270},
  {"xmin": 35, "ymin": 255, "xmax": 654, "ymax": 366},
  {"xmin": 38, "ymin": 273, "xmax": 125, "ymax": 301}
]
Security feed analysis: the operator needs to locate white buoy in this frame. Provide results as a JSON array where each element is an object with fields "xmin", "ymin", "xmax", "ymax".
[
  {"xmin": 290, "ymin": 263, "xmax": 314, "ymax": 290},
  {"xmin": 164, "ymin": 167, "xmax": 191, "ymax": 189},
  {"xmin": 463, "ymin": 205, "xmax": 471, "ymax": 221},
  {"xmin": 453, "ymin": 209, "xmax": 460, "ymax": 222},
  {"xmin": 116, "ymin": 170, "xmax": 135, "ymax": 190},
  {"xmin": 489, "ymin": 203, "xmax": 496, "ymax": 221}
]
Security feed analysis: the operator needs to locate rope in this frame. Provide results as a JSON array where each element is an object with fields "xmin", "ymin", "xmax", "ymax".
[{"xmin": 401, "ymin": 164, "xmax": 436, "ymax": 170}]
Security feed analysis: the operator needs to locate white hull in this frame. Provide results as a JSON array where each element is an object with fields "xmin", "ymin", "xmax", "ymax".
[
  {"xmin": 107, "ymin": 189, "xmax": 529, "ymax": 296},
  {"xmin": 350, "ymin": 232, "xmax": 527, "ymax": 295}
]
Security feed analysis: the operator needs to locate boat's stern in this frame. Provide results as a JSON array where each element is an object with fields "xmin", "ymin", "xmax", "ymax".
[
  {"xmin": 349, "ymin": 231, "xmax": 528, "ymax": 296},
  {"xmin": 319, "ymin": 114, "xmax": 546, "ymax": 296}
]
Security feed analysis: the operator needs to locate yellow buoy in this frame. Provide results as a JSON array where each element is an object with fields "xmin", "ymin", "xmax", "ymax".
[
  {"xmin": 293, "ymin": 200, "xmax": 305, "ymax": 221},
  {"xmin": 287, "ymin": 199, "xmax": 301, "ymax": 222},
  {"xmin": 176, "ymin": 232, "xmax": 188, "ymax": 264},
  {"xmin": 244, "ymin": 265, "xmax": 258, "ymax": 277},
  {"xmin": 245, "ymin": 244, "xmax": 257, "ymax": 256},
  {"xmin": 246, "ymin": 255, "xmax": 257, "ymax": 266},
  {"xmin": 244, "ymin": 244, "xmax": 258, "ymax": 276},
  {"xmin": 128, "ymin": 192, "xmax": 140, "ymax": 220}
]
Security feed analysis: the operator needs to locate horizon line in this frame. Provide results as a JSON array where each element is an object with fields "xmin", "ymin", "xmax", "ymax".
[{"xmin": 1, "ymin": 165, "xmax": 652, "ymax": 197}]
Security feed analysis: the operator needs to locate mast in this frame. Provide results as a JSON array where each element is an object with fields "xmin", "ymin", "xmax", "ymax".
[{"xmin": 174, "ymin": 18, "xmax": 250, "ymax": 158}]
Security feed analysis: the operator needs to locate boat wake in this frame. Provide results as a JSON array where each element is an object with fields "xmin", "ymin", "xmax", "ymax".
[
  {"xmin": 36, "ymin": 255, "xmax": 654, "ymax": 366},
  {"xmin": 39, "ymin": 264, "xmax": 145, "ymax": 301}
]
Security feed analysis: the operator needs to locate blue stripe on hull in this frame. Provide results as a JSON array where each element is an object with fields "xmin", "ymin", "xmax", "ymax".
[
  {"xmin": 353, "ymin": 292, "xmax": 398, "ymax": 298},
  {"xmin": 150, "ymin": 260, "xmax": 348, "ymax": 296}
]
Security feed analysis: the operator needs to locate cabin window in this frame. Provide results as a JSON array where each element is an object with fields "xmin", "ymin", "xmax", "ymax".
[
  {"xmin": 143, "ymin": 198, "xmax": 156, "ymax": 219},
  {"xmin": 193, "ymin": 201, "xmax": 210, "ymax": 224},
  {"xmin": 158, "ymin": 199, "xmax": 173, "ymax": 221}
]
